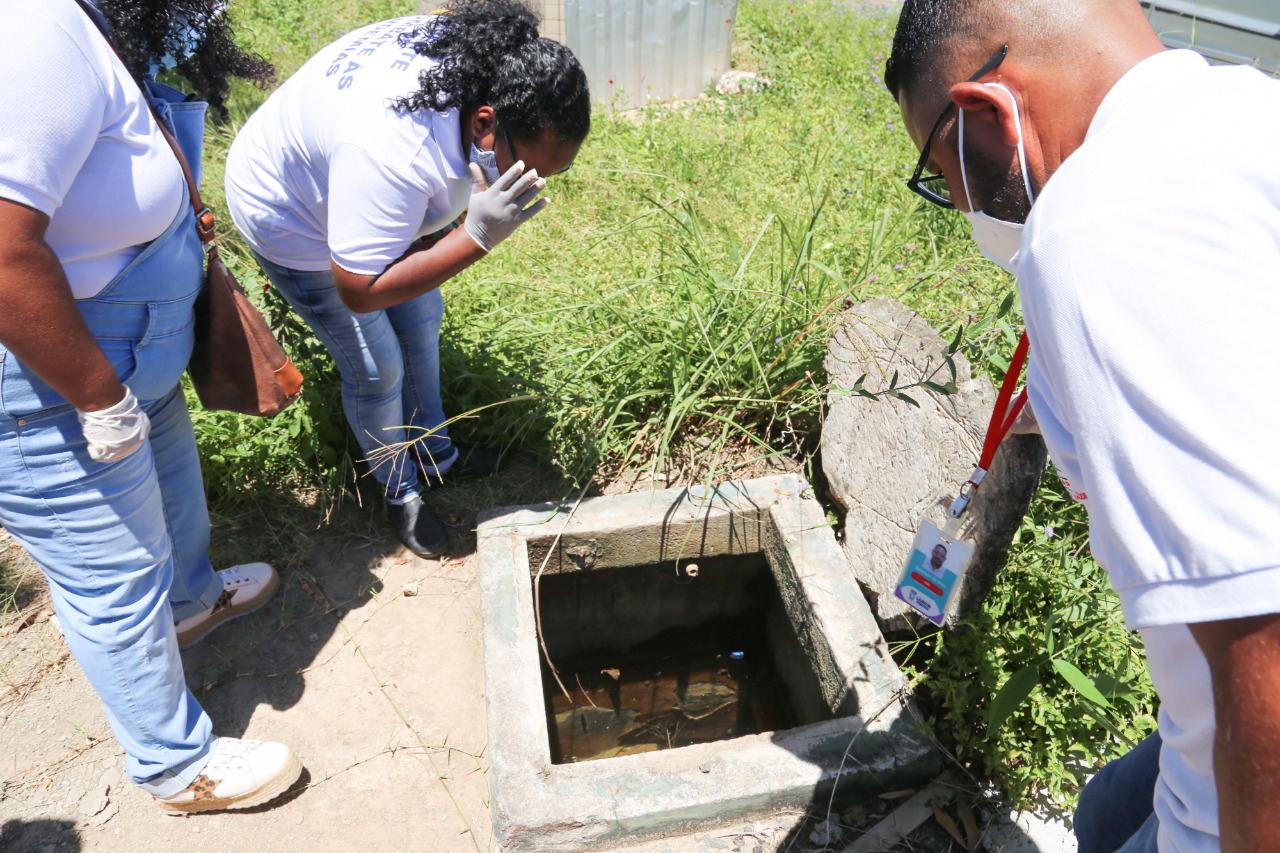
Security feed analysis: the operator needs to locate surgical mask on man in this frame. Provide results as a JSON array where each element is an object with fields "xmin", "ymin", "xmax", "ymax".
[
  {"xmin": 958, "ymin": 83, "xmax": 1036, "ymax": 275},
  {"xmin": 470, "ymin": 141, "xmax": 501, "ymax": 186}
]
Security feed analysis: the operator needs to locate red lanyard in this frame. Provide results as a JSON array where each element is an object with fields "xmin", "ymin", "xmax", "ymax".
[{"xmin": 946, "ymin": 331, "xmax": 1030, "ymax": 522}]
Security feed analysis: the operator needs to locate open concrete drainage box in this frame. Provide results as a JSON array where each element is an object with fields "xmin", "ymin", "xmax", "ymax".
[{"xmin": 477, "ymin": 474, "xmax": 939, "ymax": 851}]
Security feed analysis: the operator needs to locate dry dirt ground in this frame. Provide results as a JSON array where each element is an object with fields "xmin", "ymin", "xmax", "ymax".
[
  {"xmin": 1, "ymin": 494, "xmax": 495, "ymax": 852},
  {"xmin": 0, "ymin": 462, "xmax": 844, "ymax": 853},
  {"xmin": 0, "ymin": 460, "xmax": 1055, "ymax": 853}
]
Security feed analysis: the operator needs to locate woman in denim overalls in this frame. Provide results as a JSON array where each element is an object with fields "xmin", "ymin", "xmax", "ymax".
[{"xmin": 0, "ymin": 0, "xmax": 299, "ymax": 813}]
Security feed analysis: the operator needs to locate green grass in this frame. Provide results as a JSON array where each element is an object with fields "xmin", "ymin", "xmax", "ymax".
[
  {"xmin": 2, "ymin": 0, "xmax": 1156, "ymax": 813},
  {"xmin": 192, "ymin": 0, "xmax": 1013, "ymax": 497}
]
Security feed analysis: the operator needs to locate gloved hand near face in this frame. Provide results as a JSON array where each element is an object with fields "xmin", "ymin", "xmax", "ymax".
[{"xmin": 463, "ymin": 160, "xmax": 548, "ymax": 252}]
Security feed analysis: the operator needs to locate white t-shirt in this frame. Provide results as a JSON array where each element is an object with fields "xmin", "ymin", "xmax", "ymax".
[
  {"xmin": 0, "ymin": 0, "xmax": 185, "ymax": 299},
  {"xmin": 225, "ymin": 16, "xmax": 472, "ymax": 275},
  {"xmin": 1019, "ymin": 49, "xmax": 1280, "ymax": 853}
]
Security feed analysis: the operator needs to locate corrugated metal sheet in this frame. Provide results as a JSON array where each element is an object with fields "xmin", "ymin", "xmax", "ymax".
[
  {"xmin": 414, "ymin": 0, "xmax": 738, "ymax": 107},
  {"xmin": 415, "ymin": 1, "xmax": 566, "ymax": 41},
  {"xmin": 564, "ymin": 0, "xmax": 738, "ymax": 108},
  {"xmin": 1141, "ymin": 0, "xmax": 1280, "ymax": 74}
]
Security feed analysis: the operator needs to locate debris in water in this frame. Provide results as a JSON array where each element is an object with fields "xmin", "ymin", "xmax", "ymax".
[{"xmin": 808, "ymin": 818, "xmax": 843, "ymax": 846}]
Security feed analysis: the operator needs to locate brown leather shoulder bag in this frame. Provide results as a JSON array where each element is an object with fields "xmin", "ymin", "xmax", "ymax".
[{"xmin": 157, "ymin": 123, "xmax": 304, "ymax": 417}]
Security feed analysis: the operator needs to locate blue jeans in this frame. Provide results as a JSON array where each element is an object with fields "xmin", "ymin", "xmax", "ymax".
[
  {"xmin": 1076, "ymin": 731, "xmax": 1162, "ymax": 853},
  {"xmin": 1116, "ymin": 814, "xmax": 1160, "ymax": 853},
  {"xmin": 0, "ymin": 203, "xmax": 222, "ymax": 796},
  {"xmin": 251, "ymin": 254, "xmax": 454, "ymax": 502}
]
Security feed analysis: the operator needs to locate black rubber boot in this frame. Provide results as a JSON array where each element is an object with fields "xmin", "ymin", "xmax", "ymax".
[{"xmin": 395, "ymin": 495, "xmax": 449, "ymax": 558}]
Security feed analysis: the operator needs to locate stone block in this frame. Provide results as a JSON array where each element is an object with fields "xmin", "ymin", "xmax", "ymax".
[{"xmin": 821, "ymin": 298, "xmax": 1047, "ymax": 631}]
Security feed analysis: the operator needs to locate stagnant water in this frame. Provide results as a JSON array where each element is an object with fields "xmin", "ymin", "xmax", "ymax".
[
  {"xmin": 537, "ymin": 555, "xmax": 802, "ymax": 764},
  {"xmin": 545, "ymin": 644, "xmax": 796, "ymax": 763}
]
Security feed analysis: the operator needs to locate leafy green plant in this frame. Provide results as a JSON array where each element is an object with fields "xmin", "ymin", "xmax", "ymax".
[{"xmin": 900, "ymin": 479, "xmax": 1158, "ymax": 808}]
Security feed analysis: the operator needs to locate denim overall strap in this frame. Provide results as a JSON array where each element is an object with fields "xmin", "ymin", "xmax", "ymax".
[
  {"xmin": 144, "ymin": 77, "xmax": 207, "ymax": 188},
  {"xmin": 0, "ymin": 200, "xmax": 204, "ymax": 416},
  {"xmin": 0, "ymin": 198, "xmax": 220, "ymax": 794}
]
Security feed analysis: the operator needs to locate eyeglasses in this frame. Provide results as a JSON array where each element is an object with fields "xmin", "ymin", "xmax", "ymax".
[
  {"xmin": 497, "ymin": 123, "xmax": 518, "ymax": 167},
  {"xmin": 496, "ymin": 121, "xmax": 574, "ymax": 178},
  {"xmin": 906, "ymin": 44, "xmax": 1010, "ymax": 210}
]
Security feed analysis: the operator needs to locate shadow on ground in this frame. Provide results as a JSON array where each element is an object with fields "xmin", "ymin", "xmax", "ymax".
[
  {"xmin": 186, "ymin": 453, "xmax": 577, "ymax": 730},
  {"xmin": 0, "ymin": 818, "xmax": 80, "ymax": 853}
]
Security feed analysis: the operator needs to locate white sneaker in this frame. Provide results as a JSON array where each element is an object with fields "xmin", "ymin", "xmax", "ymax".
[
  {"xmin": 175, "ymin": 563, "xmax": 279, "ymax": 649},
  {"xmin": 154, "ymin": 737, "xmax": 302, "ymax": 814}
]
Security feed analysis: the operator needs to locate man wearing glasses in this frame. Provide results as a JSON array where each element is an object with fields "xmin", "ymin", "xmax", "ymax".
[{"xmin": 884, "ymin": 2, "xmax": 1280, "ymax": 852}]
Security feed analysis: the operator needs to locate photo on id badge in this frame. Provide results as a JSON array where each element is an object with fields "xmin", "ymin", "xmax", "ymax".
[{"xmin": 893, "ymin": 521, "xmax": 973, "ymax": 626}]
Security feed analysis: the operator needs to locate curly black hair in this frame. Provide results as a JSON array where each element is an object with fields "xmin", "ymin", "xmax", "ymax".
[
  {"xmin": 392, "ymin": 0, "xmax": 590, "ymax": 145},
  {"xmin": 96, "ymin": 0, "xmax": 273, "ymax": 119}
]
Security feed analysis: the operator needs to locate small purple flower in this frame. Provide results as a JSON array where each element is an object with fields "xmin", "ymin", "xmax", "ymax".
[
  {"xmin": 958, "ymin": 264, "xmax": 969, "ymax": 272},
  {"xmin": 1044, "ymin": 525, "xmax": 1056, "ymax": 538},
  {"xmin": 868, "ymin": 274, "xmax": 878, "ymax": 283},
  {"xmin": 894, "ymin": 264, "xmax": 904, "ymax": 270},
  {"xmin": 795, "ymin": 284, "xmax": 803, "ymax": 291},
  {"xmin": 775, "ymin": 336, "xmax": 783, "ymax": 344}
]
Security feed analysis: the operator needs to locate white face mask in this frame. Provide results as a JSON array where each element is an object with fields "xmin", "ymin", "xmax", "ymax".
[
  {"xmin": 470, "ymin": 141, "xmax": 500, "ymax": 186},
  {"xmin": 958, "ymin": 82, "xmax": 1035, "ymax": 275}
]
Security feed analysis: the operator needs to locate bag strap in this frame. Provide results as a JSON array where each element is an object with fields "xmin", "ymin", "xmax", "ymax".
[
  {"xmin": 72, "ymin": 0, "xmax": 217, "ymax": 252},
  {"xmin": 149, "ymin": 115, "xmax": 218, "ymax": 252}
]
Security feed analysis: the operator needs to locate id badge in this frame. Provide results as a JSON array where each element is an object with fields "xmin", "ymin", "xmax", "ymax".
[{"xmin": 893, "ymin": 520, "xmax": 974, "ymax": 626}]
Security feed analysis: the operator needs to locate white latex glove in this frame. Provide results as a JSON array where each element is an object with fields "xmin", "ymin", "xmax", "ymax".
[
  {"xmin": 463, "ymin": 160, "xmax": 548, "ymax": 252},
  {"xmin": 77, "ymin": 388, "xmax": 151, "ymax": 463}
]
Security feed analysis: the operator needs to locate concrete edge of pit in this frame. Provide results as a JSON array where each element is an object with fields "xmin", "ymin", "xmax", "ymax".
[{"xmin": 476, "ymin": 475, "xmax": 940, "ymax": 852}]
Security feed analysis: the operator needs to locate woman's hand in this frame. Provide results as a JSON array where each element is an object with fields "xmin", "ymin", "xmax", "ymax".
[
  {"xmin": 77, "ymin": 388, "xmax": 151, "ymax": 463},
  {"xmin": 330, "ymin": 160, "xmax": 549, "ymax": 313},
  {"xmin": 462, "ymin": 160, "xmax": 548, "ymax": 252}
]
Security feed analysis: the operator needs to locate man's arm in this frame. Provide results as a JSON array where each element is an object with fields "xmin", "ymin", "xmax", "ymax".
[
  {"xmin": 1189, "ymin": 612, "xmax": 1280, "ymax": 852},
  {"xmin": 0, "ymin": 198, "xmax": 125, "ymax": 411}
]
